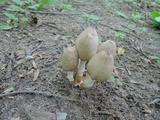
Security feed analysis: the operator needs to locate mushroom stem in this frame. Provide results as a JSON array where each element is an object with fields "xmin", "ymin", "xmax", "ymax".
[
  {"xmin": 77, "ymin": 60, "xmax": 87, "ymax": 76},
  {"xmin": 67, "ymin": 71, "xmax": 74, "ymax": 82},
  {"xmin": 74, "ymin": 60, "xmax": 87, "ymax": 86},
  {"xmin": 80, "ymin": 73, "xmax": 95, "ymax": 89}
]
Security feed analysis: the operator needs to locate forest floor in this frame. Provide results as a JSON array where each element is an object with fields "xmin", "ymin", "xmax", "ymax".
[{"xmin": 0, "ymin": 0, "xmax": 160, "ymax": 120}]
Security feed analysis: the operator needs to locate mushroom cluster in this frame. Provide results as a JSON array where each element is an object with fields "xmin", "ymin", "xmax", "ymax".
[{"xmin": 61, "ymin": 27, "xmax": 117, "ymax": 89}]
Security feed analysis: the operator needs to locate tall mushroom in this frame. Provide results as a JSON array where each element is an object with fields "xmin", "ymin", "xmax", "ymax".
[
  {"xmin": 75, "ymin": 27, "xmax": 99, "ymax": 85},
  {"xmin": 79, "ymin": 50, "xmax": 114, "ymax": 88},
  {"xmin": 97, "ymin": 40, "xmax": 117, "ymax": 57},
  {"xmin": 61, "ymin": 47, "xmax": 79, "ymax": 85}
]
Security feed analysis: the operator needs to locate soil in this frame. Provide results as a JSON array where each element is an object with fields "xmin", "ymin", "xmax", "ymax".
[{"xmin": 0, "ymin": 0, "xmax": 160, "ymax": 120}]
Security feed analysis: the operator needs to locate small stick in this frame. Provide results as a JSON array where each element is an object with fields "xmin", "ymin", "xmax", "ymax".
[
  {"xmin": 29, "ymin": 9, "xmax": 97, "ymax": 15},
  {"xmin": 0, "ymin": 91, "xmax": 79, "ymax": 103},
  {"xmin": 0, "ymin": 90, "xmax": 107, "ymax": 107},
  {"xmin": 6, "ymin": 51, "xmax": 14, "ymax": 78},
  {"xmin": 95, "ymin": 111, "xmax": 114, "ymax": 116},
  {"xmin": 0, "ymin": 49, "xmax": 16, "ymax": 64},
  {"xmin": 31, "ymin": 41, "xmax": 43, "ymax": 54}
]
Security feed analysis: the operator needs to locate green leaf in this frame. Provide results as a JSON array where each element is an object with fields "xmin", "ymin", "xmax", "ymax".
[
  {"xmin": 39, "ymin": 0, "xmax": 57, "ymax": 6},
  {"xmin": 4, "ymin": 12, "xmax": 18, "ymax": 21},
  {"xmin": 132, "ymin": 12, "xmax": 141, "ymax": 20},
  {"xmin": 82, "ymin": 13, "xmax": 99, "ymax": 20},
  {"xmin": 151, "ymin": 20, "xmax": 160, "ymax": 27},
  {"xmin": 110, "ymin": 75, "xmax": 116, "ymax": 81},
  {"xmin": 98, "ymin": 36, "xmax": 102, "ymax": 44},
  {"xmin": 0, "ymin": 0, "xmax": 5, "ymax": 4},
  {"xmin": 78, "ymin": 17, "xmax": 85, "ymax": 23},
  {"xmin": 116, "ymin": 11, "xmax": 128, "ymax": 19},
  {"xmin": 12, "ymin": 0, "xmax": 25, "ymax": 6},
  {"xmin": 155, "ymin": 0, "xmax": 160, "ymax": 4},
  {"xmin": 21, "ymin": 17, "xmax": 28, "ymax": 23},
  {"xmin": 155, "ymin": 16, "xmax": 160, "ymax": 22},
  {"xmin": 128, "ymin": 23, "xmax": 136, "ymax": 28},
  {"xmin": 116, "ymin": 80, "xmax": 123, "ymax": 86},
  {"xmin": 27, "ymin": 4, "xmax": 40, "ymax": 10},
  {"xmin": 151, "ymin": 11, "xmax": 160, "ymax": 18},
  {"xmin": 114, "ymin": 32, "xmax": 125, "ymax": 38},
  {"xmin": 0, "ymin": 24, "xmax": 13, "ymax": 30},
  {"xmin": 7, "ymin": 5, "xmax": 24, "ymax": 12}
]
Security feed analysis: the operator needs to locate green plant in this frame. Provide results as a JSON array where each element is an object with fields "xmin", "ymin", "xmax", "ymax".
[
  {"xmin": 0, "ymin": 0, "xmax": 57, "ymax": 30},
  {"xmin": 109, "ymin": 75, "xmax": 123, "ymax": 86},
  {"xmin": 150, "ymin": 11, "xmax": 160, "ymax": 29},
  {"xmin": 60, "ymin": 3, "xmax": 75, "ymax": 12},
  {"xmin": 78, "ymin": 13, "xmax": 99, "ymax": 23},
  {"xmin": 114, "ymin": 32, "xmax": 126, "ymax": 38},
  {"xmin": 155, "ymin": 55, "xmax": 160, "ymax": 64}
]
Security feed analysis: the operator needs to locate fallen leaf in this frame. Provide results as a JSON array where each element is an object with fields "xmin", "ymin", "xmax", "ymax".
[
  {"xmin": 32, "ymin": 60, "xmax": 37, "ymax": 69},
  {"xmin": 117, "ymin": 47, "xmax": 125, "ymax": 55},
  {"xmin": 25, "ymin": 69, "xmax": 34, "ymax": 76},
  {"xmin": 125, "ymin": 67, "xmax": 131, "ymax": 75},
  {"xmin": 129, "ymin": 80, "xmax": 138, "ymax": 84},
  {"xmin": 3, "ymin": 87, "xmax": 14, "ymax": 94},
  {"xmin": 33, "ymin": 69, "xmax": 40, "ymax": 81}
]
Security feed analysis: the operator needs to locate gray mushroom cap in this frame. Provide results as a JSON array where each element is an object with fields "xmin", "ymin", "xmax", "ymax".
[
  {"xmin": 87, "ymin": 50, "xmax": 114, "ymax": 82},
  {"xmin": 75, "ymin": 27, "xmax": 99, "ymax": 61},
  {"xmin": 97, "ymin": 40, "xmax": 117, "ymax": 57},
  {"xmin": 62, "ymin": 47, "xmax": 79, "ymax": 71}
]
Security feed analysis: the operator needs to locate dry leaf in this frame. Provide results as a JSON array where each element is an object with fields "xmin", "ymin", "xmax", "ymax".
[
  {"xmin": 117, "ymin": 47, "xmax": 125, "ymax": 55},
  {"xmin": 25, "ymin": 69, "xmax": 34, "ymax": 76},
  {"xmin": 129, "ymin": 80, "xmax": 138, "ymax": 84},
  {"xmin": 32, "ymin": 61, "xmax": 37, "ymax": 69},
  {"xmin": 3, "ymin": 87, "xmax": 14, "ymax": 94},
  {"xmin": 33, "ymin": 69, "xmax": 40, "ymax": 81},
  {"xmin": 125, "ymin": 67, "xmax": 131, "ymax": 75}
]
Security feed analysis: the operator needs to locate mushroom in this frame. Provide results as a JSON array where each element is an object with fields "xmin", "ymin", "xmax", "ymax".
[
  {"xmin": 61, "ymin": 47, "xmax": 79, "ymax": 85},
  {"xmin": 87, "ymin": 50, "xmax": 114, "ymax": 82},
  {"xmin": 79, "ymin": 50, "xmax": 114, "ymax": 88},
  {"xmin": 97, "ymin": 40, "xmax": 117, "ymax": 57},
  {"xmin": 75, "ymin": 27, "xmax": 99, "ymax": 85}
]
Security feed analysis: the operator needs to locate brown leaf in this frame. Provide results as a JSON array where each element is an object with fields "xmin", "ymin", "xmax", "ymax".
[
  {"xmin": 32, "ymin": 60, "xmax": 37, "ymax": 69},
  {"xmin": 117, "ymin": 47, "xmax": 125, "ymax": 55},
  {"xmin": 33, "ymin": 69, "xmax": 40, "ymax": 81},
  {"xmin": 3, "ymin": 87, "xmax": 14, "ymax": 94},
  {"xmin": 25, "ymin": 69, "xmax": 34, "ymax": 76}
]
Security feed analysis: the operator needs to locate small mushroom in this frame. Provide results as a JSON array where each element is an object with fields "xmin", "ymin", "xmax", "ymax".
[
  {"xmin": 97, "ymin": 40, "xmax": 117, "ymax": 57},
  {"xmin": 87, "ymin": 50, "xmax": 114, "ymax": 82},
  {"xmin": 61, "ymin": 47, "xmax": 79, "ymax": 85},
  {"xmin": 75, "ymin": 27, "xmax": 99, "ymax": 85}
]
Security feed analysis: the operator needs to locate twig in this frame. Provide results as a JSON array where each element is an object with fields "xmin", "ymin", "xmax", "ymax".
[
  {"xmin": 0, "ymin": 91, "xmax": 80, "ymax": 102},
  {"xmin": 95, "ymin": 111, "xmax": 114, "ymax": 116},
  {"xmin": 5, "ymin": 51, "xmax": 14, "ymax": 78},
  {"xmin": 0, "ymin": 90, "xmax": 110, "ymax": 109},
  {"xmin": 31, "ymin": 41, "xmax": 43, "ymax": 54},
  {"xmin": 148, "ymin": 98, "xmax": 160, "ymax": 105},
  {"xmin": 0, "ymin": 49, "xmax": 16, "ymax": 64},
  {"xmin": 29, "ymin": 9, "xmax": 97, "ymax": 15}
]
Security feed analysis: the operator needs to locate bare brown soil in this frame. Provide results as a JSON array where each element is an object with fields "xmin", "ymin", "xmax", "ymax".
[{"xmin": 0, "ymin": 0, "xmax": 160, "ymax": 120}]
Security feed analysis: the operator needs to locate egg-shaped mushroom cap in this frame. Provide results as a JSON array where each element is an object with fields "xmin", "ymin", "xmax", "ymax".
[
  {"xmin": 62, "ymin": 47, "xmax": 79, "ymax": 71},
  {"xmin": 75, "ymin": 27, "xmax": 99, "ymax": 61},
  {"xmin": 97, "ymin": 40, "xmax": 117, "ymax": 57},
  {"xmin": 87, "ymin": 50, "xmax": 114, "ymax": 82}
]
